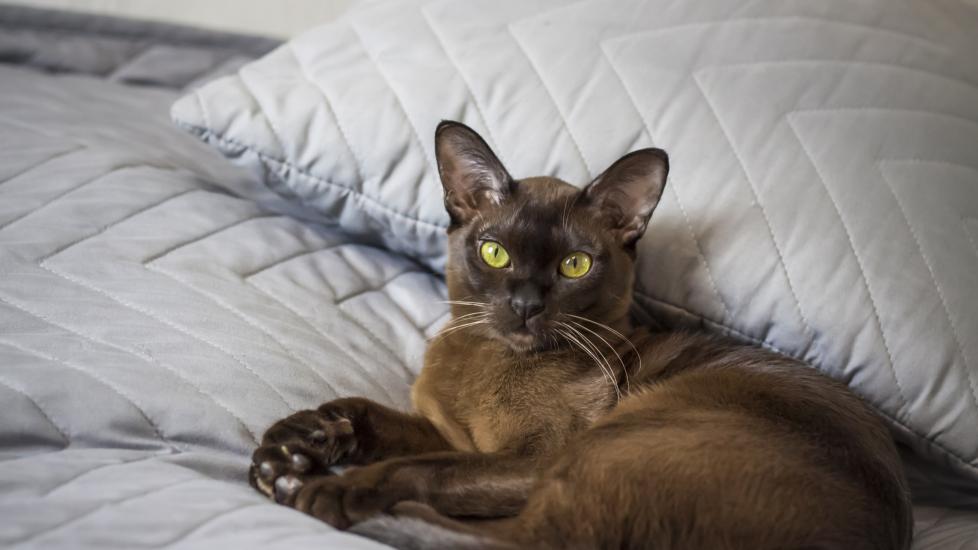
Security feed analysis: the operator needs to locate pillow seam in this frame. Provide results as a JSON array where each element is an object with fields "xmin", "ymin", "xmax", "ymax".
[{"xmin": 172, "ymin": 118, "xmax": 449, "ymax": 233}]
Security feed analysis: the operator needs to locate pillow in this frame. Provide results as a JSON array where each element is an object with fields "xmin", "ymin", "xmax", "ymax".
[{"xmin": 172, "ymin": 0, "xmax": 978, "ymax": 481}]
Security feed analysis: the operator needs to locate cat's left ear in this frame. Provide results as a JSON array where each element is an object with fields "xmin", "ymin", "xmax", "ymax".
[{"xmin": 583, "ymin": 148, "xmax": 669, "ymax": 247}]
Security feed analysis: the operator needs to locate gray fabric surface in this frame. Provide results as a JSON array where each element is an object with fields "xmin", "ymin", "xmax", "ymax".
[
  {"xmin": 172, "ymin": 0, "xmax": 978, "ymax": 489},
  {"xmin": 0, "ymin": 4, "xmax": 278, "ymax": 89},
  {"xmin": 0, "ymin": 9, "xmax": 433, "ymax": 548},
  {"xmin": 0, "ymin": 5, "xmax": 976, "ymax": 549},
  {"xmin": 0, "ymin": 58, "xmax": 441, "ymax": 549}
]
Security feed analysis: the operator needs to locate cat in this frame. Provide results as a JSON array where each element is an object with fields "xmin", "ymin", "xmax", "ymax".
[{"xmin": 249, "ymin": 121, "xmax": 912, "ymax": 550}]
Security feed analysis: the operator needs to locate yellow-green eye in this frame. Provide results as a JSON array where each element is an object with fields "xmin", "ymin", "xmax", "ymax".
[
  {"xmin": 559, "ymin": 251, "xmax": 592, "ymax": 279},
  {"xmin": 480, "ymin": 241, "xmax": 510, "ymax": 268}
]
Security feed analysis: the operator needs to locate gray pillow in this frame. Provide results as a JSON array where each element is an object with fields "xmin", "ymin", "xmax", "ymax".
[{"xmin": 173, "ymin": 0, "xmax": 978, "ymax": 481}]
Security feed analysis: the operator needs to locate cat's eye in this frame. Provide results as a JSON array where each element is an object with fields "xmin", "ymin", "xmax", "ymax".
[
  {"xmin": 559, "ymin": 251, "xmax": 592, "ymax": 279},
  {"xmin": 480, "ymin": 240, "xmax": 511, "ymax": 268}
]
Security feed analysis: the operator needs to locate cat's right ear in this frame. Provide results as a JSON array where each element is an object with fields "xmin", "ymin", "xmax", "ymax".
[{"xmin": 434, "ymin": 121, "xmax": 513, "ymax": 226}]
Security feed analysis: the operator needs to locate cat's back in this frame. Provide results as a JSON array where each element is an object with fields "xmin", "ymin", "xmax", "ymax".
[{"xmin": 626, "ymin": 330, "xmax": 899, "ymax": 462}]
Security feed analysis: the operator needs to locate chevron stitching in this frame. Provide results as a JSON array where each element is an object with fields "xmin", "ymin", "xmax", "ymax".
[
  {"xmin": 694, "ymin": 71, "xmax": 816, "ymax": 340},
  {"xmin": 285, "ymin": 43, "xmax": 367, "ymax": 185},
  {"xmin": 145, "ymin": 262, "xmax": 342, "ymax": 398},
  {"xmin": 0, "ymin": 333, "xmax": 175, "ymax": 451},
  {"xmin": 786, "ymin": 114, "xmax": 911, "ymax": 414},
  {"xmin": 244, "ymin": 277, "xmax": 405, "ymax": 406},
  {"xmin": 878, "ymin": 160, "xmax": 978, "ymax": 425},
  {"xmin": 0, "ymin": 374, "xmax": 70, "ymax": 446}
]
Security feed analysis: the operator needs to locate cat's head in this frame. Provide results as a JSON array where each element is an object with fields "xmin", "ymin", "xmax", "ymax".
[{"xmin": 435, "ymin": 121, "xmax": 668, "ymax": 352}]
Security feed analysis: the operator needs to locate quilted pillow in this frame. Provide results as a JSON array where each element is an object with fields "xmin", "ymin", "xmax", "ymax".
[{"xmin": 172, "ymin": 0, "xmax": 978, "ymax": 481}]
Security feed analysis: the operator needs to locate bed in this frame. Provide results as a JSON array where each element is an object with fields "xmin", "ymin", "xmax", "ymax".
[{"xmin": 1, "ymin": 4, "xmax": 976, "ymax": 549}]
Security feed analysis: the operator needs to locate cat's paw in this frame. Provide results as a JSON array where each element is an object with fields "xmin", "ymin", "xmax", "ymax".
[
  {"xmin": 249, "ymin": 441, "xmax": 326, "ymax": 503},
  {"xmin": 252, "ymin": 461, "xmax": 391, "ymax": 529},
  {"xmin": 250, "ymin": 408, "xmax": 356, "ymax": 502},
  {"xmin": 260, "ymin": 408, "xmax": 356, "ymax": 451},
  {"xmin": 293, "ymin": 473, "xmax": 390, "ymax": 530}
]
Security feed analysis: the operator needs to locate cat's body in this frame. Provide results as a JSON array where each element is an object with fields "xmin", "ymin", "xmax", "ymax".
[
  {"xmin": 415, "ymin": 330, "xmax": 615, "ymax": 456},
  {"xmin": 410, "ymin": 326, "xmax": 910, "ymax": 549},
  {"xmin": 250, "ymin": 122, "xmax": 912, "ymax": 549}
]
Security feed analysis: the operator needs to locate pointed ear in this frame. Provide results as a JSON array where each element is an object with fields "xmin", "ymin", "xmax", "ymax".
[
  {"xmin": 583, "ymin": 148, "xmax": 669, "ymax": 247},
  {"xmin": 435, "ymin": 120, "xmax": 513, "ymax": 226}
]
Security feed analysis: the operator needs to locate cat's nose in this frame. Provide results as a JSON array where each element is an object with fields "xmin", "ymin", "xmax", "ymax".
[{"xmin": 510, "ymin": 285, "xmax": 544, "ymax": 320}]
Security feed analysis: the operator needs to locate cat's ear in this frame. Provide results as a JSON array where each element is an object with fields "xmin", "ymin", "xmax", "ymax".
[
  {"xmin": 583, "ymin": 148, "xmax": 669, "ymax": 247},
  {"xmin": 435, "ymin": 120, "xmax": 513, "ymax": 226}
]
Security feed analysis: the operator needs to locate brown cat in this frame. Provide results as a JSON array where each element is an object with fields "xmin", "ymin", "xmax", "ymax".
[{"xmin": 249, "ymin": 121, "xmax": 912, "ymax": 549}]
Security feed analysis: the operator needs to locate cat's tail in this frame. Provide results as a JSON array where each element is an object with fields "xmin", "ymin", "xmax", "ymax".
[{"xmin": 348, "ymin": 502, "xmax": 518, "ymax": 550}]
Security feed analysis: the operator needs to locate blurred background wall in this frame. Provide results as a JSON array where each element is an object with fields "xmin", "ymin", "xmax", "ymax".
[
  {"xmin": 4, "ymin": 1, "xmax": 978, "ymax": 39},
  {"xmin": 1, "ymin": 0, "xmax": 360, "ymax": 37}
]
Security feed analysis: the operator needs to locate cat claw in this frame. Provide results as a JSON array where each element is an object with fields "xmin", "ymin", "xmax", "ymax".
[
  {"xmin": 330, "ymin": 418, "xmax": 354, "ymax": 436},
  {"xmin": 291, "ymin": 453, "xmax": 312, "ymax": 473},
  {"xmin": 274, "ymin": 475, "xmax": 304, "ymax": 504}
]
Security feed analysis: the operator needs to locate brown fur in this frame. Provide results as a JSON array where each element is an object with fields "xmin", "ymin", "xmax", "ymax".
[{"xmin": 250, "ymin": 121, "xmax": 912, "ymax": 549}]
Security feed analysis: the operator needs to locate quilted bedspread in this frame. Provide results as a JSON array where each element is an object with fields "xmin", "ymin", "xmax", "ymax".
[
  {"xmin": 0, "ymin": 5, "xmax": 976, "ymax": 550},
  {"xmin": 0, "ymin": 7, "xmax": 442, "ymax": 549}
]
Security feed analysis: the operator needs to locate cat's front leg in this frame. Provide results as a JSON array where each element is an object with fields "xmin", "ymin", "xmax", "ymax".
[
  {"xmin": 286, "ymin": 451, "xmax": 539, "ymax": 529},
  {"xmin": 249, "ymin": 397, "xmax": 452, "ymax": 501}
]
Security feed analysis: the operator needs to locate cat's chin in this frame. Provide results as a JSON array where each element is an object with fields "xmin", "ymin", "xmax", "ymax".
[{"xmin": 499, "ymin": 327, "xmax": 550, "ymax": 354}]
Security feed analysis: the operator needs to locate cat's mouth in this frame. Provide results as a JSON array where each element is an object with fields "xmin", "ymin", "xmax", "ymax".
[
  {"xmin": 499, "ymin": 318, "xmax": 550, "ymax": 352},
  {"xmin": 511, "ymin": 325, "xmax": 534, "ymax": 339},
  {"xmin": 506, "ymin": 330, "xmax": 541, "ymax": 352}
]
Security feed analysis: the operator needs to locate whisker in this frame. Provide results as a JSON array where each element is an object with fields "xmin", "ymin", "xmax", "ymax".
[
  {"xmin": 440, "ymin": 300, "xmax": 491, "ymax": 323},
  {"xmin": 450, "ymin": 310, "xmax": 490, "ymax": 323},
  {"xmin": 569, "ymin": 320, "xmax": 629, "ymax": 393},
  {"xmin": 555, "ymin": 324, "xmax": 621, "ymax": 402},
  {"xmin": 442, "ymin": 315, "xmax": 490, "ymax": 332},
  {"xmin": 429, "ymin": 321, "xmax": 489, "ymax": 343},
  {"xmin": 555, "ymin": 327, "xmax": 596, "ymax": 374},
  {"xmin": 559, "ymin": 327, "xmax": 620, "ymax": 403},
  {"xmin": 565, "ymin": 314, "xmax": 642, "ymax": 376},
  {"xmin": 561, "ymin": 194, "xmax": 574, "ymax": 233},
  {"xmin": 561, "ymin": 323, "xmax": 620, "ymax": 401},
  {"xmin": 445, "ymin": 303, "xmax": 492, "ymax": 327},
  {"xmin": 440, "ymin": 300, "xmax": 491, "ymax": 308}
]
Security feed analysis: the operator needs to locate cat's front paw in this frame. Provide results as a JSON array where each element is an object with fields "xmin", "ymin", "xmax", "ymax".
[
  {"xmin": 293, "ymin": 472, "xmax": 391, "ymax": 530},
  {"xmin": 250, "ymin": 408, "xmax": 356, "ymax": 502},
  {"xmin": 249, "ymin": 441, "xmax": 321, "ymax": 503},
  {"xmin": 260, "ymin": 408, "xmax": 356, "ymax": 452}
]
